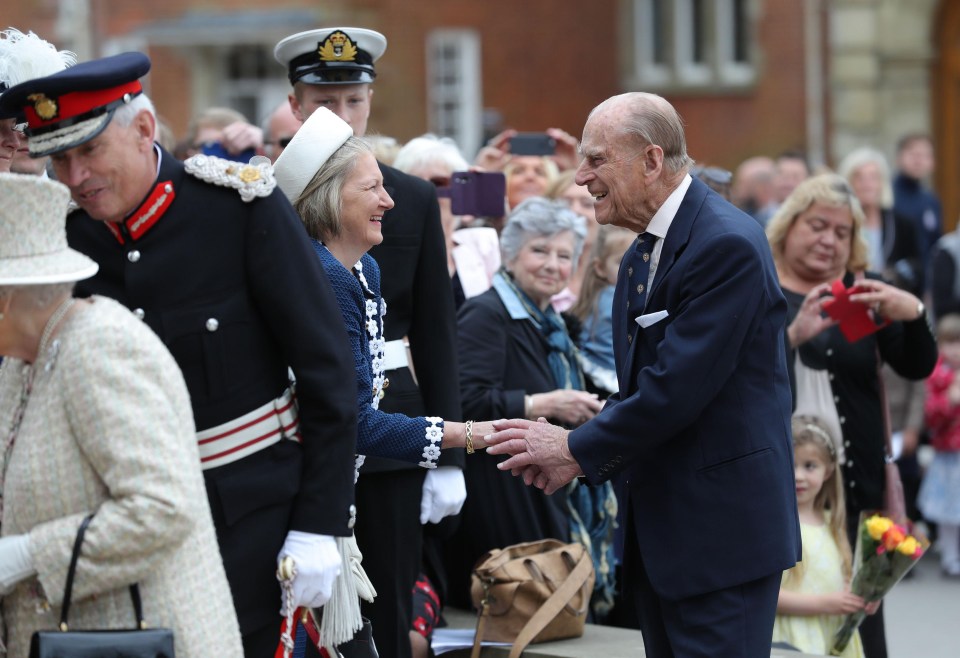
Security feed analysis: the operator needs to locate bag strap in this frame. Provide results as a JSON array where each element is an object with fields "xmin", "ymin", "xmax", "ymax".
[
  {"xmin": 875, "ymin": 346, "xmax": 894, "ymax": 461},
  {"xmin": 470, "ymin": 547, "xmax": 593, "ymax": 658},
  {"xmin": 507, "ymin": 549, "xmax": 593, "ymax": 658},
  {"xmin": 59, "ymin": 514, "xmax": 146, "ymax": 631},
  {"xmin": 857, "ymin": 270, "xmax": 894, "ymax": 461}
]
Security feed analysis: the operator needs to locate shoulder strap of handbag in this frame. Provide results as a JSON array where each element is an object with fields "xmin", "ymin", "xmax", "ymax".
[
  {"xmin": 470, "ymin": 547, "xmax": 594, "ymax": 658},
  {"xmin": 855, "ymin": 270, "xmax": 895, "ymax": 461},
  {"xmin": 60, "ymin": 514, "xmax": 146, "ymax": 631}
]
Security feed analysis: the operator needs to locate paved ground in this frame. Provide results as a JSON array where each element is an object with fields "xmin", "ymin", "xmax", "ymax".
[{"xmin": 885, "ymin": 531, "xmax": 960, "ymax": 657}]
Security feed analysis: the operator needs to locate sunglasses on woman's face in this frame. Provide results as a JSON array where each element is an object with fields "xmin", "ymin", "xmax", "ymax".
[{"xmin": 265, "ymin": 137, "xmax": 294, "ymax": 149}]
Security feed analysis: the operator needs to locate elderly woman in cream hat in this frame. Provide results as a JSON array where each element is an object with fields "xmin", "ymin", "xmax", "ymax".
[{"xmin": 0, "ymin": 173, "xmax": 242, "ymax": 657}]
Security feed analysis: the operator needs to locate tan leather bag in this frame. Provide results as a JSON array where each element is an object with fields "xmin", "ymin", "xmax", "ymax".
[{"xmin": 469, "ymin": 539, "xmax": 595, "ymax": 658}]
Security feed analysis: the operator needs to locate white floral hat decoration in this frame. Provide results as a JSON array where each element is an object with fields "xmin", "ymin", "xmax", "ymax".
[{"xmin": 0, "ymin": 173, "xmax": 98, "ymax": 284}]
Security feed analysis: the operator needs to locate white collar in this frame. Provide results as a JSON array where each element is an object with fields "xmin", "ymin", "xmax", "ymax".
[{"xmin": 645, "ymin": 173, "xmax": 692, "ymax": 239}]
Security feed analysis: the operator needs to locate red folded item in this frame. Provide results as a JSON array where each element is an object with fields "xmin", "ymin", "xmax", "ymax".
[{"xmin": 821, "ymin": 279, "xmax": 889, "ymax": 342}]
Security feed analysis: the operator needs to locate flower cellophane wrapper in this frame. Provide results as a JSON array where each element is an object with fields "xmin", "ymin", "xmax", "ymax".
[{"xmin": 830, "ymin": 511, "xmax": 928, "ymax": 655}]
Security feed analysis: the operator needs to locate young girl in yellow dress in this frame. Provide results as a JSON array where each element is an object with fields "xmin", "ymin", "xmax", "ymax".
[{"xmin": 773, "ymin": 414, "xmax": 877, "ymax": 657}]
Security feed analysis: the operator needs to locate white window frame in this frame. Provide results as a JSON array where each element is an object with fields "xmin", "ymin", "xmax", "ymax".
[
  {"xmin": 218, "ymin": 45, "xmax": 289, "ymax": 128},
  {"xmin": 630, "ymin": 0, "xmax": 756, "ymax": 91},
  {"xmin": 675, "ymin": 0, "xmax": 712, "ymax": 86},
  {"xmin": 427, "ymin": 29, "xmax": 482, "ymax": 159}
]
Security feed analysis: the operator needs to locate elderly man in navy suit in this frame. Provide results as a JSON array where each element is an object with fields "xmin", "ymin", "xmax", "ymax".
[{"xmin": 487, "ymin": 92, "xmax": 801, "ymax": 657}]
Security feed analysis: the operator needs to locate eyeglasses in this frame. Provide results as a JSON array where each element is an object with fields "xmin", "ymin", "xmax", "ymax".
[{"xmin": 264, "ymin": 137, "xmax": 293, "ymax": 149}]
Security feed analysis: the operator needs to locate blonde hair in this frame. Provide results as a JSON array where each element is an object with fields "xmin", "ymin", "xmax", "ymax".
[
  {"xmin": 766, "ymin": 173, "xmax": 870, "ymax": 274},
  {"xmin": 570, "ymin": 225, "xmax": 634, "ymax": 325},
  {"xmin": 936, "ymin": 313, "xmax": 960, "ymax": 343},
  {"xmin": 545, "ymin": 169, "xmax": 577, "ymax": 200},
  {"xmin": 785, "ymin": 414, "xmax": 853, "ymax": 586}
]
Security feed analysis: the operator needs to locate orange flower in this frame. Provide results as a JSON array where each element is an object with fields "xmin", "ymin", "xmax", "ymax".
[{"xmin": 881, "ymin": 526, "xmax": 906, "ymax": 552}]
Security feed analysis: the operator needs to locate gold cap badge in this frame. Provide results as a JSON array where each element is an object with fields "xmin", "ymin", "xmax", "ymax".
[
  {"xmin": 318, "ymin": 31, "xmax": 358, "ymax": 62},
  {"xmin": 27, "ymin": 93, "xmax": 58, "ymax": 121}
]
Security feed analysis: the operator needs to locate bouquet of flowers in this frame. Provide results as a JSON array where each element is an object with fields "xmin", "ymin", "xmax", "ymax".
[{"xmin": 830, "ymin": 511, "xmax": 928, "ymax": 655}]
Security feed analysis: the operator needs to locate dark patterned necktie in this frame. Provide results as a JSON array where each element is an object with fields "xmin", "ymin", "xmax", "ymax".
[{"xmin": 626, "ymin": 233, "xmax": 657, "ymax": 318}]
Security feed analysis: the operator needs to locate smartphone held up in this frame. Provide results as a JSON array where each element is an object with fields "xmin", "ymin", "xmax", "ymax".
[
  {"xmin": 508, "ymin": 133, "xmax": 556, "ymax": 156},
  {"xmin": 435, "ymin": 171, "xmax": 506, "ymax": 217}
]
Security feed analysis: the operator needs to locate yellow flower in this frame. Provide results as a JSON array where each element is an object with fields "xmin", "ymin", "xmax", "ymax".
[
  {"xmin": 897, "ymin": 536, "xmax": 919, "ymax": 557},
  {"xmin": 866, "ymin": 515, "xmax": 893, "ymax": 541}
]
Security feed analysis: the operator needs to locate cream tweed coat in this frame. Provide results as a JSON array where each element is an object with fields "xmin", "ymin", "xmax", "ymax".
[{"xmin": 0, "ymin": 296, "xmax": 242, "ymax": 658}]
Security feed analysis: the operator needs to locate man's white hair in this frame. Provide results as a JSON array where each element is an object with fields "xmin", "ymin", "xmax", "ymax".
[{"xmin": 112, "ymin": 93, "xmax": 156, "ymax": 127}]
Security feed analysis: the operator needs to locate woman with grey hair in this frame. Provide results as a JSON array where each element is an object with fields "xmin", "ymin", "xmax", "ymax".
[
  {"xmin": 0, "ymin": 173, "xmax": 242, "ymax": 657},
  {"xmin": 837, "ymin": 147, "xmax": 921, "ymax": 294},
  {"xmin": 444, "ymin": 196, "xmax": 613, "ymax": 613},
  {"xmin": 274, "ymin": 107, "xmax": 501, "ymax": 657},
  {"xmin": 275, "ymin": 112, "xmax": 494, "ymax": 471}
]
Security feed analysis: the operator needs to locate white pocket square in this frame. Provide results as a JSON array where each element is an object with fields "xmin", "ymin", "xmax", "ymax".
[{"xmin": 636, "ymin": 310, "xmax": 669, "ymax": 328}]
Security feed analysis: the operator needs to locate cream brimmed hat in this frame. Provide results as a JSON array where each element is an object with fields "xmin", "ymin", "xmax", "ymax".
[
  {"xmin": 274, "ymin": 107, "xmax": 354, "ymax": 203},
  {"xmin": 0, "ymin": 173, "xmax": 98, "ymax": 285}
]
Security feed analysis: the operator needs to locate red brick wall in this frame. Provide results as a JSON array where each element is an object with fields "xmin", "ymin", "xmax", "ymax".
[
  {"xmin": 667, "ymin": 0, "xmax": 809, "ymax": 171},
  {"xmin": 5, "ymin": 0, "xmax": 805, "ymax": 165}
]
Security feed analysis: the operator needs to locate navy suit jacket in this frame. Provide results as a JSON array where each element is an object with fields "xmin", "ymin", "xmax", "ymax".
[{"xmin": 569, "ymin": 177, "xmax": 801, "ymax": 601}]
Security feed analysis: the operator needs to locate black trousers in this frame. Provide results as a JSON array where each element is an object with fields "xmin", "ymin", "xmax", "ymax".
[
  {"xmin": 354, "ymin": 468, "xmax": 426, "ymax": 658},
  {"xmin": 625, "ymin": 532, "xmax": 780, "ymax": 658}
]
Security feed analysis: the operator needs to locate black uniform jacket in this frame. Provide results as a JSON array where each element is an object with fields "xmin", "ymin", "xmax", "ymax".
[
  {"xmin": 67, "ymin": 146, "xmax": 358, "ymax": 634},
  {"xmin": 365, "ymin": 162, "xmax": 463, "ymax": 472}
]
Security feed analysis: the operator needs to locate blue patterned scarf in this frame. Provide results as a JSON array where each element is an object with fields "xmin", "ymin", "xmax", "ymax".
[
  {"xmin": 496, "ymin": 270, "xmax": 584, "ymax": 391},
  {"xmin": 493, "ymin": 270, "xmax": 617, "ymax": 620}
]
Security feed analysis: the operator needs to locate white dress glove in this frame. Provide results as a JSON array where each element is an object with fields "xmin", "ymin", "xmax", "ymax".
[
  {"xmin": 419, "ymin": 466, "xmax": 467, "ymax": 524},
  {"xmin": 278, "ymin": 531, "xmax": 341, "ymax": 610},
  {"xmin": 0, "ymin": 535, "xmax": 35, "ymax": 595}
]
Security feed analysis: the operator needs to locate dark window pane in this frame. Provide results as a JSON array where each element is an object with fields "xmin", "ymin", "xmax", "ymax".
[
  {"xmin": 651, "ymin": 0, "xmax": 667, "ymax": 65},
  {"xmin": 691, "ymin": 0, "xmax": 705, "ymax": 64},
  {"xmin": 733, "ymin": 0, "xmax": 750, "ymax": 62}
]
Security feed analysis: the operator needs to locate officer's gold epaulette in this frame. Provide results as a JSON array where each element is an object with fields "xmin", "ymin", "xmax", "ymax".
[{"xmin": 183, "ymin": 154, "xmax": 277, "ymax": 203}]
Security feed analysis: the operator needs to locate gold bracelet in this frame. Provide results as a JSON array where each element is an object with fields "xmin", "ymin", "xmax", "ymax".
[{"xmin": 465, "ymin": 420, "xmax": 475, "ymax": 454}]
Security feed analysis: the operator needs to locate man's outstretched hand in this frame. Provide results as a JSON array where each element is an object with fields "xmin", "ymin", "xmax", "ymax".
[{"xmin": 485, "ymin": 418, "xmax": 583, "ymax": 494}]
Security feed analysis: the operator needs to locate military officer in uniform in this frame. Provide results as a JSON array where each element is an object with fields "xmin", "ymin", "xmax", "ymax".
[
  {"xmin": 0, "ymin": 53, "xmax": 359, "ymax": 658},
  {"xmin": 275, "ymin": 28, "xmax": 464, "ymax": 658}
]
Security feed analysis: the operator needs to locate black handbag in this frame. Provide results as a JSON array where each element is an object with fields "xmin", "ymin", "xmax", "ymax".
[{"xmin": 29, "ymin": 515, "xmax": 175, "ymax": 658}]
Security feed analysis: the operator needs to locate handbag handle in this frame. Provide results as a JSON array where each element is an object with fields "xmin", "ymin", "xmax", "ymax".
[
  {"xmin": 471, "ymin": 547, "xmax": 594, "ymax": 658},
  {"xmin": 60, "ymin": 514, "xmax": 147, "ymax": 632}
]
